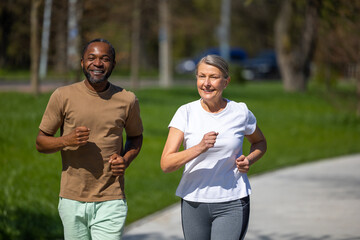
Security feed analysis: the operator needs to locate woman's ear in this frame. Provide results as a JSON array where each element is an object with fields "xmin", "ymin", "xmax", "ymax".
[{"xmin": 224, "ymin": 77, "xmax": 231, "ymax": 88}]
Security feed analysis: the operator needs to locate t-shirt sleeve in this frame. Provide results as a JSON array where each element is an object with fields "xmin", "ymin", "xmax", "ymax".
[
  {"xmin": 168, "ymin": 105, "xmax": 187, "ymax": 133},
  {"xmin": 244, "ymin": 107, "xmax": 257, "ymax": 135},
  {"xmin": 39, "ymin": 89, "xmax": 64, "ymax": 135},
  {"xmin": 125, "ymin": 97, "xmax": 143, "ymax": 137}
]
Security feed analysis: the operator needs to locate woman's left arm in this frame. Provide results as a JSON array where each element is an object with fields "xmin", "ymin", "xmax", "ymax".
[{"xmin": 236, "ymin": 125, "xmax": 267, "ymax": 173}]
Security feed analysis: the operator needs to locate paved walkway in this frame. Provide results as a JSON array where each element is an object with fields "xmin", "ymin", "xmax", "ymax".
[{"xmin": 123, "ymin": 154, "xmax": 360, "ymax": 240}]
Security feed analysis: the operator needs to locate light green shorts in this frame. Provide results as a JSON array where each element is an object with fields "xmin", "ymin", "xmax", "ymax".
[{"xmin": 58, "ymin": 197, "xmax": 128, "ymax": 240}]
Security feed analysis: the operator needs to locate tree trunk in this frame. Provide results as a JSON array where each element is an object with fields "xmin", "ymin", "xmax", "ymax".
[
  {"xmin": 39, "ymin": 0, "xmax": 53, "ymax": 81},
  {"xmin": 275, "ymin": 0, "xmax": 320, "ymax": 92},
  {"xmin": 159, "ymin": 0, "xmax": 172, "ymax": 88},
  {"xmin": 30, "ymin": 0, "xmax": 42, "ymax": 95},
  {"xmin": 356, "ymin": 63, "xmax": 360, "ymax": 117},
  {"xmin": 67, "ymin": 0, "xmax": 82, "ymax": 82},
  {"xmin": 54, "ymin": 0, "xmax": 68, "ymax": 74},
  {"xmin": 219, "ymin": 0, "xmax": 231, "ymax": 61},
  {"xmin": 130, "ymin": 0, "xmax": 141, "ymax": 90},
  {"xmin": 0, "ymin": 6, "xmax": 12, "ymax": 68}
]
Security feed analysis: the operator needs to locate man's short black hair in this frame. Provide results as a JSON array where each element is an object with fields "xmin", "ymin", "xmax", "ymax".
[{"xmin": 82, "ymin": 38, "xmax": 116, "ymax": 62}]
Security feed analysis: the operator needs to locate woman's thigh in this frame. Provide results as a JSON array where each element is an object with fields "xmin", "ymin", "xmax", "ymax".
[
  {"xmin": 210, "ymin": 196, "xmax": 250, "ymax": 240},
  {"xmin": 181, "ymin": 200, "xmax": 212, "ymax": 240},
  {"xmin": 181, "ymin": 196, "xmax": 250, "ymax": 240}
]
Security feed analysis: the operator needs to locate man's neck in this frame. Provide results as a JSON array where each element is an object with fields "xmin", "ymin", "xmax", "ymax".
[{"xmin": 84, "ymin": 79, "xmax": 110, "ymax": 92}]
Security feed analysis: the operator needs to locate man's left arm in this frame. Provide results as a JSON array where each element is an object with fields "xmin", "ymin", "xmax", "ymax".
[{"xmin": 109, "ymin": 134, "xmax": 143, "ymax": 176}]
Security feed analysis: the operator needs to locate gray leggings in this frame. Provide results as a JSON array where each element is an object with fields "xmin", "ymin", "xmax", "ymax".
[{"xmin": 181, "ymin": 196, "xmax": 250, "ymax": 240}]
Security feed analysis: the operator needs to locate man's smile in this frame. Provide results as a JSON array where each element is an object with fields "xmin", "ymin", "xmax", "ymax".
[{"xmin": 90, "ymin": 69, "xmax": 105, "ymax": 76}]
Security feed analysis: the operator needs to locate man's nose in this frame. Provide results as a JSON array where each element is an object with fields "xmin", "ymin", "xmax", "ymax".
[{"xmin": 93, "ymin": 58, "xmax": 103, "ymax": 66}]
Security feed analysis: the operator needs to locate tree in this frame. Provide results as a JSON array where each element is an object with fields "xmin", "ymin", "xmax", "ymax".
[
  {"xmin": 30, "ymin": 0, "xmax": 42, "ymax": 95},
  {"xmin": 275, "ymin": 0, "xmax": 322, "ymax": 92},
  {"xmin": 159, "ymin": 0, "xmax": 172, "ymax": 87},
  {"xmin": 67, "ymin": 0, "xmax": 82, "ymax": 82},
  {"xmin": 315, "ymin": 1, "xmax": 360, "ymax": 115},
  {"xmin": 0, "ymin": 0, "xmax": 31, "ymax": 69},
  {"xmin": 53, "ymin": 0, "xmax": 68, "ymax": 74},
  {"xmin": 130, "ymin": 0, "xmax": 141, "ymax": 89},
  {"xmin": 0, "ymin": 2, "xmax": 12, "ymax": 67},
  {"xmin": 39, "ymin": 0, "xmax": 53, "ymax": 81},
  {"xmin": 218, "ymin": 0, "xmax": 231, "ymax": 61}
]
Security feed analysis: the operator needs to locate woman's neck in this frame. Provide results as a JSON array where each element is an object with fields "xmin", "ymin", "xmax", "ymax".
[{"xmin": 201, "ymin": 98, "xmax": 227, "ymax": 113}]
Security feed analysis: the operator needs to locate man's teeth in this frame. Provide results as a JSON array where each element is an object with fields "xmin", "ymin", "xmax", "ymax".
[{"xmin": 92, "ymin": 70, "xmax": 103, "ymax": 75}]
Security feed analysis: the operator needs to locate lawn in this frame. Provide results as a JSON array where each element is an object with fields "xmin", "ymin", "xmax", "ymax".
[{"xmin": 1, "ymin": 81, "xmax": 359, "ymax": 239}]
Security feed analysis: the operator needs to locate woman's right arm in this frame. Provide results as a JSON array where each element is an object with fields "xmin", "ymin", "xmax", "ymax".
[{"xmin": 160, "ymin": 127, "xmax": 218, "ymax": 173}]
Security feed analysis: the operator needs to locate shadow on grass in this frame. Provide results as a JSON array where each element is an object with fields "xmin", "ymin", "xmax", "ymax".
[{"xmin": 0, "ymin": 204, "xmax": 63, "ymax": 240}]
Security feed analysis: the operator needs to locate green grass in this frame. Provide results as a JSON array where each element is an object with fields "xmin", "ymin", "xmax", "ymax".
[{"xmin": 1, "ymin": 81, "xmax": 359, "ymax": 239}]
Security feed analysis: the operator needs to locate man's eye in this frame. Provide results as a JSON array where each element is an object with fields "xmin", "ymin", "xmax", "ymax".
[{"xmin": 102, "ymin": 58, "xmax": 110, "ymax": 62}]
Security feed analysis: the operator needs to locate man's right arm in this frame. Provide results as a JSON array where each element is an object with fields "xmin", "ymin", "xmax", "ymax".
[{"xmin": 36, "ymin": 126, "xmax": 90, "ymax": 154}]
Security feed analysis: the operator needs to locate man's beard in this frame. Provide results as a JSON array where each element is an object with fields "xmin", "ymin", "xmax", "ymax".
[{"xmin": 83, "ymin": 67, "xmax": 112, "ymax": 84}]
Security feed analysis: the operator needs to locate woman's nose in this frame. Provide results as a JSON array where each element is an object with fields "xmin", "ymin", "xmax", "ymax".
[{"xmin": 204, "ymin": 77, "xmax": 211, "ymax": 86}]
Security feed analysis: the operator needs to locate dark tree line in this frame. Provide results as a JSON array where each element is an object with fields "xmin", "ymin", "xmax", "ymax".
[
  {"xmin": 1, "ymin": 0, "xmax": 279, "ymax": 72},
  {"xmin": 1, "ymin": 0, "xmax": 360, "ymax": 105}
]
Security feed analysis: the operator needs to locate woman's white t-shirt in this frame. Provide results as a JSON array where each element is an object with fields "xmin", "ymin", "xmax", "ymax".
[{"xmin": 169, "ymin": 99, "xmax": 257, "ymax": 203}]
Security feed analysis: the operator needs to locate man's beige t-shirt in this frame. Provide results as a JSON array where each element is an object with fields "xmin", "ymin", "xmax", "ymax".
[{"xmin": 39, "ymin": 81, "xmax": 143, "ymax": 202}]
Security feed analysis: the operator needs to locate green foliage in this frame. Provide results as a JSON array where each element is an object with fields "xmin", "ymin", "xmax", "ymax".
[
  {"xmin": 229, "ymin": 64, "xmax": 247, "ymax": 85},
  {"xmin": 0, "ymin": 69, "xmax": 30, "ymax": 80},
  {"xmin": 1, "ymin": 81, "xmax": 359, "ymax": 238},
  {"xmin": 312, "ymin": 64, "xmax": 340, "ymax": 89}
]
